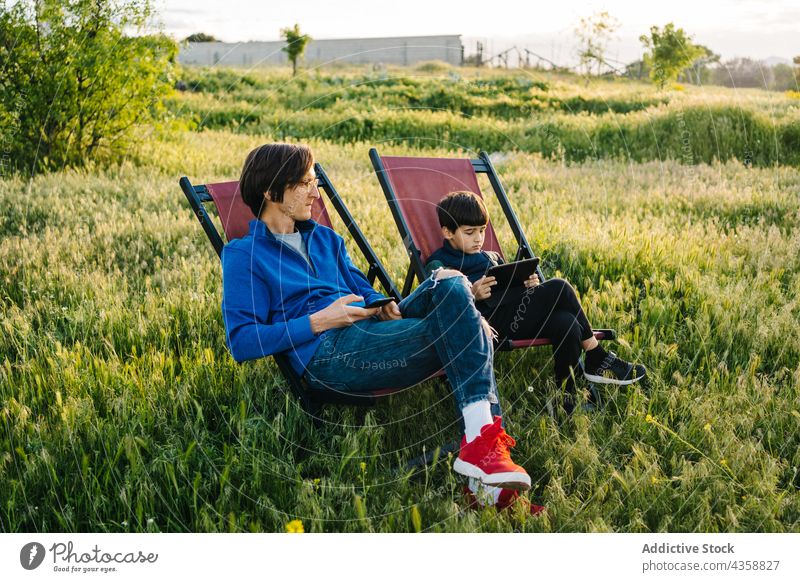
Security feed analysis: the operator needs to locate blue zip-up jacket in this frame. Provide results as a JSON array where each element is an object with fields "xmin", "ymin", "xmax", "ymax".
[{"xmin": 220, "ymin": 218, "xmax": 386, "ymax": 375}]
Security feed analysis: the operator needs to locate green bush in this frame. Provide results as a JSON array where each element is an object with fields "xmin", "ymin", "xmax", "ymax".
[
  {"xmin": 178, "ymin": 68, "xmax": 264, "ymax": 93},
  {"xmin": 0, "ymin": 0, "xmax": 177, "ymax": 174},
  {"xmin": 414, "ymin": 60, "xmax": 452, "ymax": 73}
]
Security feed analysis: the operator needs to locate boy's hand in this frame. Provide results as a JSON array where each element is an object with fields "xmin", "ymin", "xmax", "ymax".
[
  {"xmin": 377, "ymin": 300, "xmax": 402, "ymax": 321},
  {"xmin": 472, "ymin": 276, "xmax": 497, "ymax": 301},
  {"xmin": 523, "ymin": 273, "xmax": 541, "ymax": 289}
]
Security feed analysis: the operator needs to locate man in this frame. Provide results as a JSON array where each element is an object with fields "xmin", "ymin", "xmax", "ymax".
[{"xmin": 220, "ymin": 143, "xmax": 533, "ymax": 502}]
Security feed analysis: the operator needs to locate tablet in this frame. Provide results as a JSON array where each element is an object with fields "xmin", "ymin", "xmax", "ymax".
[{"xmin": 485, "ymin": 258, "xmax": 540, "ymax": 291}]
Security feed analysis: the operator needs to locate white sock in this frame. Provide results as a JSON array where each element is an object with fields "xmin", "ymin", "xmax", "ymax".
[
  {"xmin": 468, "ymin": 478, "xmax": 503, "ymax": 506},
  {"xmin": 462, "ymin": 399, "xmax": 493, "ymax": 443}
]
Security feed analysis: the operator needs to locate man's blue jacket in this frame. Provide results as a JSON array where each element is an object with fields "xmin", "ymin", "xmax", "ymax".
[{"xmin": 220, "ymin": 218, "xmax": 386, "ymax": 375}]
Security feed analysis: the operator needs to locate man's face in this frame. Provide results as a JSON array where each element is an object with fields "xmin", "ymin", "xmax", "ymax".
[
  {"xmin": 443, "ymin": 224, "xmax": 487, "ymax": 254},
  {"xmin": 272, "ymin": 167, "xmax": 319, "ymax": 221}
]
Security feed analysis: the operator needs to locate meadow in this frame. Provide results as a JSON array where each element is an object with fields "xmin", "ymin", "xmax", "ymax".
[
  {"xmin": 172, "ymin": 65, "xmax": 800, "ymax": 166},
  {"xmin": 1, "ymin": 65, "xmax": 799, "ymax": 532}
]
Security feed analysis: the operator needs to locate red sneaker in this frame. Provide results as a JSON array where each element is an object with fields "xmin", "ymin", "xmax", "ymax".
[
  {"xmin": 463, "ymin": 485, "xmax": 546, "ymax": 516},
  {"xmin": 453, "ymin": 416, "xmax": 531, "ymax": 490}
]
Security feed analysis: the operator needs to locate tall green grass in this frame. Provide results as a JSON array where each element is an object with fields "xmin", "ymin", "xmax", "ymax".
[
  {"xmin": 168, "ymin": 67, "xmax": 800, "ymax": 166},
  {"xmin": 2, "ymin": 131, "xmax": 798, "ymax": 532}
]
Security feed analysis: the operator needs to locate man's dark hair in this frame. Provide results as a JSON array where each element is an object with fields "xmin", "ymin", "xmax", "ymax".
[
  {"xmin": 436, "ymin": 191, "xmax": 489, "ymax": 231},
  {"xmin": 239, "ymin": 143, "xmax": 314, "ymax": 217}
]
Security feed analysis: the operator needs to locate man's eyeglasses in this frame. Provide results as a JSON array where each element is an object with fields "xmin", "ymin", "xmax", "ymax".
[{"xmin": 294, "ymin": 176, "xmax": 318, "ymax": 192}]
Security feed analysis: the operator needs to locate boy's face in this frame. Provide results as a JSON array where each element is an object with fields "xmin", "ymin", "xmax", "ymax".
[{"xmin": 443, "ymin": 224, "xmax": 487, "ymax": 254}]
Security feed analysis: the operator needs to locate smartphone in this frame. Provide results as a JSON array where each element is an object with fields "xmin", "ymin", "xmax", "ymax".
[{"xmin": 364, "ymin": 297, "xmax": 394, "ymax": 309}]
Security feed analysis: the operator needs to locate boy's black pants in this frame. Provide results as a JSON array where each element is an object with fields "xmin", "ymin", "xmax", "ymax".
[{"xmin": 482, "ymin": 278, "xmax": 595, "ymax": 392}]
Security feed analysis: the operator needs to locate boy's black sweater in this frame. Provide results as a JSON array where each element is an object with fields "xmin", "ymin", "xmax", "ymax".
[{"xmin": 424, "ymin": 239, "xmax": 507, "ymax": 315}]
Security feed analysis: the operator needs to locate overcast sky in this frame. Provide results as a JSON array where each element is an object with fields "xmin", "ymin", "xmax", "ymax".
[{"xmin": 154, "ymin": 0, "xmax": 799, "ymax": 64}]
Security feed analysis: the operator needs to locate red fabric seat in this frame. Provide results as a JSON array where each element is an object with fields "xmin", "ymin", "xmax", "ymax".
[{"xmin": 377, "ymin": 156, "xmax": 503, "ymax": 262}]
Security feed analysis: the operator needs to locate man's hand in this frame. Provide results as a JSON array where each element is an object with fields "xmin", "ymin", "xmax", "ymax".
[
  {"xmin": 309, "ymin": 294, "xmax": 380, "ymax": 334},
  {"xmin": 471, "ymin": 275, "xmax": 497, "ymax": 301},
  {"xmin": 377, "ymin": 300, "xmax": 402, "ymax": 321},
  {"xmin": 523, "ymin": 273, "xmax": 541, "ymax": 289}
]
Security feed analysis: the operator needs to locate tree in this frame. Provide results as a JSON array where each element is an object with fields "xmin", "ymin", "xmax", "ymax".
[
  {"xmin": 710, "ymin": 57, "xmax": 768, "ymax": 88},
  {"xmin": 184, "ymin": 32, "xmax": 218, "ymax": 43},
  {"xmin": 281, "ymin": 24, "xmax": 311, "ymax": 76},
  {"xmin": 639, "ymin": 23, "xmax": 705, "ymax": 88},
  {"xmin": 770, "ymin": 63, "xmax": 799, "ymax": 91},
  {"xmin": 682, "ymin": 44, "xmax": 720, "ymax": 85},
  {"xmin": 0, "ymin": 0, "xmax": 177, "ymax": 174},
  {"xmin": 574, "ymin": 11, "xmax": 620, "ymax": 77}
]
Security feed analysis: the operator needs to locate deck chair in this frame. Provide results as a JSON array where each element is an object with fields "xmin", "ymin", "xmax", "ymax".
[
  {"xmin": 369, "ymin": 148, "xmax": 616, "ymax": 351},
  {"xmin": 180, "ymin": 162, "xmax": 409, "ymax": 416}
]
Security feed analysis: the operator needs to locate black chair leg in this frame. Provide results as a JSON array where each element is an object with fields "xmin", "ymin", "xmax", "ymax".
[{"xmin": 302, "ymin": 398, "xmax": 324, "ymax": 428}]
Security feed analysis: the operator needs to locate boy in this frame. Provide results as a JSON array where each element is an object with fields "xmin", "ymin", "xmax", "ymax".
[{"xmin": 425, "ymin": 191, "xmax": 647, "ymax": 413}]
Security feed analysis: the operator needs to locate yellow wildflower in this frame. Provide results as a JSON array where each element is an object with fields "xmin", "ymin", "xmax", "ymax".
[
  {"xmin": 360, "ymin": 462, "xmax": 367, "ymax": 472},
  {"xmin": 651, "ymin": 476, "xmax": 658, "ymax": 485},
  {"xmin": 645, "ymin": 414, "xmax": 654, "ymax": 423},
  {"xmin": 285, "ymin": 519, "xmax": 304, "ymax": 533},
  {"xmin": 703, "ymin": 423, "xmax": 712, "ymax": 432},
  {"xmin": 719, "ymin": 458, "xmax": 727, "ymax": 467}
]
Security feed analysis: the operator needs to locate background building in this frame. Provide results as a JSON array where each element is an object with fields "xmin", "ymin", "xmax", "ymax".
[{"xmin": 178, "ymin": 35, "xmax": 463, "ymax": 67}]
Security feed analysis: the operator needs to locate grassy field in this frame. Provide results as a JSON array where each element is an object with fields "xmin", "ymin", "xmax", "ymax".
[
  {"xmin": 1, "ymin": 66, "xmax": 799, "ymax": 532},
  {"xmin": 171, "ymin": 65, "xmax": 800, "ymax": 166}
]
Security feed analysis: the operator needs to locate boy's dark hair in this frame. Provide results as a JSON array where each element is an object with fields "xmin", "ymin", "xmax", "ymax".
[
  {"xmin": 436, "ymin": 191, "xmax": 489, "ymax": 231},
  {"xmin": 239, "ymin": 143, "xmax": 314, "ymax": 217}
]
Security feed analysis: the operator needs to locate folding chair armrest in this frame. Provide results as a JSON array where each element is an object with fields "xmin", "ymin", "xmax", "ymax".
[{"xmin": 179, "ymin": 176, "xmax": 225, "ymax": 258}]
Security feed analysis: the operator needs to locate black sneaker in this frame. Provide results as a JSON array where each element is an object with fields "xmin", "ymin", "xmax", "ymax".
[
  {"xmin": 562, "ymin": 393, "xmax": 576, "ymax": 416},
  {"xmin": 581, "ymin": 351, "xmax": 646, "ymax": 385},
  {"xmin": 584, "ymin": 382, "xmax": 602, "ymax": 411},
  {"xmin": 555, "ymin": 388, "xmax": 600, "ymax": 417}
]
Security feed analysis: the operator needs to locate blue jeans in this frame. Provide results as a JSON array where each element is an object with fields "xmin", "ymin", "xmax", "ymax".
[{"xmin": 303, "ymin": 271, "xmax": 500, "ymax": 414}]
